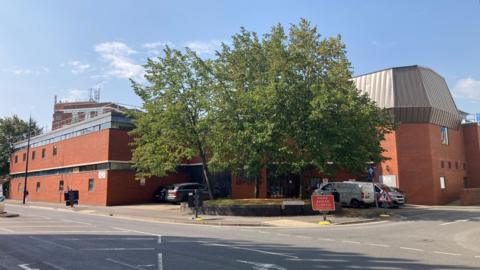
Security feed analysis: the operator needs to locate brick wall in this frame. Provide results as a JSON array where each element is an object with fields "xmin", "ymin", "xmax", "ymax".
[
  {"xmin": 231, "ymin": 168, "xmax": 268, "ymax": 199},
  {"xmin": 106, "ymin": 170, "xmax": 188, "ymax": 206},
  {"xmin": 395, "ymin": 123, "xmax": 466, "ymax": 205},
  {"xmin": 10, "ymin": 129, "xmax": 112, "ymax": 174},
  {"xmin": 9, "ymin": 171, "xmax": 108, "ymax": 205},
  {"xmin": 460, "ymin": 188, "xmax": 480, "ymax": 205},
  {"xmin": 463, "ymin": 123, "xmax": 480, "ymax": 188},
  {"xmin": 377, "ymin": 131, "xmax": 399, "ymax": 184}
]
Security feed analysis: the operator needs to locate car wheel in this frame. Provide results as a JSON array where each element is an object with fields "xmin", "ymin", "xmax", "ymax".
[{"xmin": 350, "ymin": 199, "xmax": 360, "ymax": 208}]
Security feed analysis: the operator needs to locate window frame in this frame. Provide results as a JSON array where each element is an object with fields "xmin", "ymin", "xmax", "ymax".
[
  {"xmin": 59, "ymin": 180, "xmax": 64, "ymax": 191},
  {"xmin": 88, "ymin": 178, "xmax": 94, "ymax": 192},
  {"xmin": 440, "ymin": 127, "xmax": 449, "ymax": 145},
  {"xmin": 440, "ymin": 176, "xmax": 446, "ymax": 190}
]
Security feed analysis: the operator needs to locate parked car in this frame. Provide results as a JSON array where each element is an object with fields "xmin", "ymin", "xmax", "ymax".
[
  {"xmin": 166, "ymin": 183, "xmax": 209, "ymax": 203},
  {"xmin": 374, "ymin": 183, "xmax": 406, "ymax": 208},
  {"xmin": 314, "ymin": 181, "xmax": 375, "ymax": 208},
  {"xmin": 153, "ymin": 185, "xmax": 172, "ymax": 203}
]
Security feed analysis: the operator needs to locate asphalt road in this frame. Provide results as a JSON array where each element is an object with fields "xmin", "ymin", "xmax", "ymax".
[{"xmin": 0, "ymin": 204, "xmax": 479, "ymax": 270}]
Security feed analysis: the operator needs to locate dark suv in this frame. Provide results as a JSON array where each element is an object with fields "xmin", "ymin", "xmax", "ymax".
[{"xmin": 165, "ymin": 183, "xmax": 208, "ymax": 203}]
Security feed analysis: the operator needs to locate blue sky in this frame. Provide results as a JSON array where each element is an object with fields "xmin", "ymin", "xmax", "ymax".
[{"xmin": 1, "ymin": 0, "xmax": 479, "ymax": 129}]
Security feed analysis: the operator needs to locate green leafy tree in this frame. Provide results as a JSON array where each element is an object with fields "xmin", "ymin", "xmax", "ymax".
[
  {"xmin": 0, "ymin": 115, "xmax": 41, "ymax": 176},
  {"xmin": 210, "ymin": 19, "xmax": 395, "ymax": 198},
  {"xmin": 130, "ymin": 47, "xmax": 215, "ymax": 199}
]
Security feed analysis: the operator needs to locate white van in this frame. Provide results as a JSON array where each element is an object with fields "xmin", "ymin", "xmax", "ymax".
[{"xmin": 314, "ymin": 181, "xmax": 375, "ymax": 208}]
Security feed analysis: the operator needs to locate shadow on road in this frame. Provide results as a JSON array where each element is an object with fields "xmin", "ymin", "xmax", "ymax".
[{"xmin": 0, "ymin": 234, "xmax": 477, "ymax": 270}]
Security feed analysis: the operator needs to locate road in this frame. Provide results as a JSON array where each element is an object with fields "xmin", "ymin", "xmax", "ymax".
[{"xmin": 0, "ymin": 204, "xmax": 479, "ymax": 270}]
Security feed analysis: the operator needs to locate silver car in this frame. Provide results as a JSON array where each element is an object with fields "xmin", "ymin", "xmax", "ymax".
[{"xmin": 374, "ymin": 183, "xmax": 405, "ymax": 207}]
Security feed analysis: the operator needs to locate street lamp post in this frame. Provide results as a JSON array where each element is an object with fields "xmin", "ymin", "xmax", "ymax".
[{"xmin": 22, "ymin": 116, "xmax": 32, "ymax": 205}]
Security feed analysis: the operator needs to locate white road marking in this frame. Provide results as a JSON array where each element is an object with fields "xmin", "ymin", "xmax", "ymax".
[
  {"xmin": 257, "ymin": 231, "xmax": 271, "ymax": 234},
  {"xmin": 30, "ymin": 236, "xmax": 73, "ymax": 250},
  {"xmin": 106, "ymin": 258, "xmax": 148, "ymax": 270},
  {"xmin": 287, "ymin": 258, "xmax": 347, "ymax": 262},
  {"xmin": 0, "ymin": 227, "xmax": 14, "ymax": 232},
  {"xmin": 399, "ymin": 247, "xmax": 424, "ymax": 252},
  {"xmin": 276, "ymin": 233, "xmax": 290, "ymax": 237},
  {"xmin": 158, "ymin": 253, "xmax": 163, "ymax": 270},
  {"xmin": 440, "ymin": 219, "xmax": 469, "ymax": 226},
  {"xmin": 42, "ymin": 261, "xmax": 68, "ymax": 270},
  {"xmin": 368, "ymin": 243, "xmax": 390, "ymax": 247},
  {"xmin": 202, "ymin": 242, "xmax": 297, "ymax": 259},
  {"xmin": 57, "ymin": 237, "xmax": 156, "ymax": 241},
  {"xmin": 18, "ymin": 264, "xmax": 39, "ymax": 270},
  {"xmin": 296, "ymin": 235, "xmax": 312, "ymax": 239},
  {"xmin": 112, "ymin": 227, "xmax": 162, "ymax": 244},
  {"xmin": 60, "ymin": 219, "xmax": 92, "ymax": 225},
  {"xmin": 475, "ymin": 255, "xmax": 480, "ymax": 258},
  {"xmin": 10, "ymin": 230, "xmax": 134, "ymax": 234},
  {"xmin": 3, "ymin": 225, "xmax": 92, "ymax": 228},
  {"xmin": 434, "ymin": 251, "xmax": 461, "ymax": 256},
  {"xmin": 82, "ymin": 248, "xmax": 155, "ymax": 251},
  {"xmin": 237, "ymin": 260, "xmax": 286, "ymax": 270},
  {"xmin": 317, "ymin": 238, "xmax": 334, "ymax": 242},
  {"xmin": 342, "ymin": 240, "xmax": 361, "ymax": 244}
]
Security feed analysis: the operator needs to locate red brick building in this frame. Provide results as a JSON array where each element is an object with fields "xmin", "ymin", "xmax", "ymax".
[
  {"xmin": 8, "ymin": 66, "xmax": 480, "ymax": 206},
  {"xmin": 8, "ymin": 109, "xmax": 188, "ymax": 206},
  {"xmin": 232, "ymin": 66, "xmax": 480, "ymax": 205}
]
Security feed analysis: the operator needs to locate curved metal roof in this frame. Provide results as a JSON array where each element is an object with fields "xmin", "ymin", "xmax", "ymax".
[{"xmin": 352, "ymin": 65, "xmax": 462, "ymax": 129}]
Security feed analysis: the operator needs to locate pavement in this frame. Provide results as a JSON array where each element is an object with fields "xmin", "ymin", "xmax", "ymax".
[
  {"xmin": 1, "ymin": 202, "xmax": 479, "ymax": 269},
  {"xmin": 3, "ymin": 200, "xmax": 386, "ymax": 227}
]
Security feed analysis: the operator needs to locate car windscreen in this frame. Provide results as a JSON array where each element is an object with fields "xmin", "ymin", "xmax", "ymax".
[{"xmin": 378, "ymin": 184, "xmax": 393, "ymax": 192}]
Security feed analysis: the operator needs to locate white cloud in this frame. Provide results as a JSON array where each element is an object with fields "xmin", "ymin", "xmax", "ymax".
[
  {"xmin": 94, "ymin": 41, "xmax": 144, "ymax": 80},
  {"xmin": 453, "ymin": 77, "xmax": 480, "ymax": 101},
  {"xmin": 68, "ymin": 60, "xmax": 90, "ymax": 74},
  {"xmin": 184, "ymin": 39, "xmax": 223, "ymax": 55},
  {"xmin": 1, "ymin": 67, "xmax": 50, "ymax": 76},
  {"xmin": 60, "ymin": 89, "xmax": 89, "ymax": 103},
  {"xmin": 142, "ymin": 41, "xmax": 174, "ymax": 55}
]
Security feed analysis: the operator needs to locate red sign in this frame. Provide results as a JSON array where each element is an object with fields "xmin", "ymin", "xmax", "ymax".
[{"xmin": 311, "ymin": 195, "xmax": 335, "ymax": 212}]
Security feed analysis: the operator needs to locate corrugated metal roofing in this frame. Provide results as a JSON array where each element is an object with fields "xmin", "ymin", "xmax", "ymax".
[{"xmin": 352, "ymin": 65, "xmax": 462, "ymax": 129}]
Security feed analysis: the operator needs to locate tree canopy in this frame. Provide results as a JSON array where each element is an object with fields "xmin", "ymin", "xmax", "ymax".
[
  {"xmin": 0, "ymin": 115, "xmax": 41, "ymax": 176},
  {"xmin": 130, "ymin": 19, "xmax": 395, "ymax": 198}
]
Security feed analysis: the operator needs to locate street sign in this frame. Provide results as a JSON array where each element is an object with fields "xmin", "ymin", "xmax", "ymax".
[{"xmin": 311, "ymin": 195, "xmax": 335, "ymax": 212}]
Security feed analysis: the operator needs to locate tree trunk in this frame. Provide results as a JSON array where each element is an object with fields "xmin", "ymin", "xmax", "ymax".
[
  {"xmin": 201, "ymin": 161, "xmax": 215, "ymax": 200},
  {"xmin": 254, "ymin": 175, "xmax": 259, "ymax": 198},
  {"xmin": 298, "ymin": 169, "xmax": 304, "ymax": 199},
  {"xmin": 197, "ymin": 143, "xmax": 215, "ymax": 200}
]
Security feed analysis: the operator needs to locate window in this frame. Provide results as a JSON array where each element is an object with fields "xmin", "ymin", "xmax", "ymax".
[
  {"xmin": 463, "ymin": 163, "xmax": 467, "ymax": 170},
  {"xmin": 455, "ymin": 162, "xmax": 458, "ymax": 170},
  {"xmin": 41, "ymin": 148, "xmax": 46, "ymax": 159},
  {"xmin": 17, "ymin": 183, "xmax": 22, "ymax": 192},
  {"xmin": 440, "ymin": 177, "xmax": 446, "ymax": 190},
  {"xmin": 36, "ymin": 182, "xmax": 41, "ymax": 192},
  {"xmin": 14, "ymin": 155, "xmax": 18, "ymax": 163},
  {"xmin": 32, "ymin": 151, "xmax": 36, "ymax": 160},
  {"xmin": 440, "ymin": 127, "xmax": 449, "ymax": 145},
  {"xmin": 59, "ymin": 180, "xmax": 64, "ymax": 191},
  {"xmin": 53, "ymin": 145, "xmax": 57, "ymax": 156},
  {"xmin": 448, "ymin": 161, "xmax": 451, "ymax": 169},
  {"xmin": 23, "ymin": 153, "xmax": 26, "ymax": 161},
  {"xmin": 88, "ymin": 178, "xmax": 94, "ymax": 192},
  {"xmin": 440, "ymin": 160, "xmax": 444, "ymax": 168}
]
